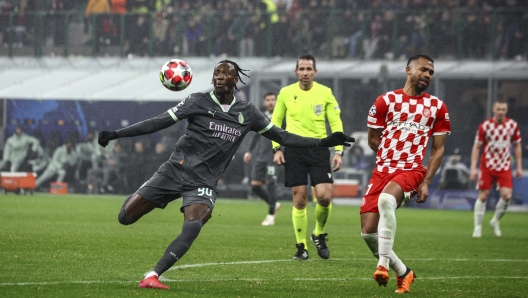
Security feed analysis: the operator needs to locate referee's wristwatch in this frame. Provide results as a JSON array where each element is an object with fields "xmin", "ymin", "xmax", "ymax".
[{"xmin": 272, "ymin": 147, "xmax": 281, "ymax": 154}]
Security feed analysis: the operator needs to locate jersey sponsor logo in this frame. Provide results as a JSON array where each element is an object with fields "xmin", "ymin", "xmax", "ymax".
[
  {"xmin": 368, "ymin": 116, "xmax": 377, "ymax": 123},
  {"xmin": 423, "ymin": 107, "xmax": 431, "ymax": 118},
  {"xmin": 387, "ymin": 120, "xmax": 426, "ymax": 133},
  {"xmin": 209, "ymin": 121, "xmax": 242, "ymax": 142},
  {"xmin": 238, "ymin": 112, "xmax": 244, "ymax": 124},
  {"xmin": 314, "ymin": 104, "xmax": 323, "ymax": 116},
  {"xmin": 369, "ymin": 105, "xmax": 376, "ymax": 116},
  {"xmin": 208, "ymin": 110, "xmax": 216, "ymax": 117}
]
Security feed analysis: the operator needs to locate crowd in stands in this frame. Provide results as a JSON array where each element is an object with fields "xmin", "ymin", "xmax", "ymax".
[{"xmin": 0, "ymin": 0, "xmax": 526, "ymax": 60}]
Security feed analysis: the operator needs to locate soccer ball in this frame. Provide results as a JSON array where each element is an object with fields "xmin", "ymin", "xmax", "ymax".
[{"xmin": 159, "ymin": 59, "xmax": 193, "ymax": 91}]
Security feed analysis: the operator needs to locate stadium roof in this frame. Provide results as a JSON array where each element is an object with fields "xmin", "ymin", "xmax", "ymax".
[{"xmin": 0, "ymin": 57, "xmax": 527, "ymax": 102}]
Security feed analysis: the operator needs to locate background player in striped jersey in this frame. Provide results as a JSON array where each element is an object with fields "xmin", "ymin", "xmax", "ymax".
[
  {"xmin": 271, "ymin": 54, "xmax": 345, "ymax": 261},
  {"xmin": 361, "ymin": 54, "xmax": 451, "ymax": 294},
  {"xmin": 97, "ymin": 60, "xmax": 354, "ymax": 290},
  {"xmin": 243, "ymin": 92, "xmax": 282, "ymax": 226},
  {"xmin": 470, "ymin": 97, "xmax": 522, "ymax": 238}
]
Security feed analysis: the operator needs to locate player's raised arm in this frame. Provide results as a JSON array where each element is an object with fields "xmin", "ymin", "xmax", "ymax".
[{"xmin": 261, "ymin": 125, "xmax": 354, "ymax": 148}]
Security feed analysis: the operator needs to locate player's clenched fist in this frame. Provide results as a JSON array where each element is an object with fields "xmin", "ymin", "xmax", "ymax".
[{"xmin": 98, "ymin": 131, "xmax": 117, "ymax": 147}]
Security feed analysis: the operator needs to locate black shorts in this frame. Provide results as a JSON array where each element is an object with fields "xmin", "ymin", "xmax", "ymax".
[
  {"xmin": 283, "ymin": 147, "xmax": 333, "ymax": 187},
  {"xmin": 136, "ymin": 163, "xmax": 217, "ymax": 213},
  {"xmin": 251, "ymin": 160, "xmax": 278, "ymax": 183}
]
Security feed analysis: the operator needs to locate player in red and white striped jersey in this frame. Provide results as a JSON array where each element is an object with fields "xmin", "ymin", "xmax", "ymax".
[
  {"xmin": 360, "ymin": 54, "xmax": 451, "ymax": 294},
  {"xmin": 470, "ymin": 97, "xmax": 523, "ymax": 238}
]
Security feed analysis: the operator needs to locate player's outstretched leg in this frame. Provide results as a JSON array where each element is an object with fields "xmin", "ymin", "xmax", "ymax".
[{"xmin": 473, "ymin": 195, "xmax": 487, "ymax": 237}]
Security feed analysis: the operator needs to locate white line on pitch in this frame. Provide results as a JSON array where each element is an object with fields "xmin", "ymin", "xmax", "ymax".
[
  {"xmin": 2, "ymin": 276, "xmax": 527, "ymax": 287},
  {"xmin": 166, "ymin": 257, "xmax": 528, "ymax": 271}
]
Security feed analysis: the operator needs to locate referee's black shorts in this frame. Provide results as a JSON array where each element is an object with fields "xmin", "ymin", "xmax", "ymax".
[{"xmin": 283, "ymin": 147, "xmax": 333, "ymax": 187}]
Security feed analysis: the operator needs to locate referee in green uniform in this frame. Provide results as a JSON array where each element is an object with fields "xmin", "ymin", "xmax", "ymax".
[{"xmin": 271, "ymin": 54, "xmax": 346, "ymax": 260}]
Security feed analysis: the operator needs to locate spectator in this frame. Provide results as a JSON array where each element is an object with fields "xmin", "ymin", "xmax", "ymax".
[
  {"xmin": 362, "ymin": 13, "xmax": 383, "ymax": 59},
  {"xmin": 50, "ymin": 0, "xmax": 69, "ymax": 46},
  {"xmin": 27, "ymin": 143, "xmax": 49, "ymax": 175},
  {"xmin": 95, "ymin": 140, "xmax": 128, "ymax": 193},
  {"xmin": 35, "ymin": 139, "xmax": 78, "ymax": 188},
  {"xmin": 152, "ymin": 11, "xmax": 169, "ymax": 55},
  {"xmin": 183, "ymin": 16, "xmax": 205, "ymax": 56},
  {"xmin": 124, "ymin": 139, "xmax": 150, "ymax": 193},
  {"xmin": 430, "ymin": 10, "xmax": 455, "ymax": 59},
  {"xmin": 85, "ymin": 0, "xmax": 110, "ymax": 52},
  {"xmin": 75, "ymin": 130, "xmax": 101, "ymax": 180},
  {"xmin": 348, "ymin": 145, "xmax": 372, "ymax": 171},
  {"xmin": 272, "ymin": 13, "xmax": 292, "ymax": 56},
  {"xmin": 0, "ymin": 126, "xmax": 40, "ymax": 172},
  {"xmin": 164, "ymin": 13, "xmax": 180, "ymax": 55},
  {"xmin": 126, "ymin": 14, "xmax": 149, "ymax": 56},
  {"xmin": 110, "ymin": 0, "xmax": 127, "ymax": 44},
  {"xmin": 238, "ymin": 13, "xmax": 257, "ymax": 57}
]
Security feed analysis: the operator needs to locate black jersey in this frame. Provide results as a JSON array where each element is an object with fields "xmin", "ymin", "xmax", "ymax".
[{"xmin": 167, "ymin": 91, "xmax": 272, "ymax": 189}]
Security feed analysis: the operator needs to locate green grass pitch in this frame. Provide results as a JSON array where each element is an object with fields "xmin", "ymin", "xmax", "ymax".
[{"xmin": 1, "ymin": 193, "xmax": 527, "ymax": 297}]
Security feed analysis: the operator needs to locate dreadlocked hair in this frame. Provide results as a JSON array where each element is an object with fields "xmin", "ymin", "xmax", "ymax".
[{"xmin": 217, "ymin": 60, "xmax": 250, "ymax": 91}]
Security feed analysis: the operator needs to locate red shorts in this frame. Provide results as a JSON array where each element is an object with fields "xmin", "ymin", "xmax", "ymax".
[
  {"xmin": 477, "ymin": 168, "xmax": 513, "ymax": 190},
  {"xmin": 360, "ymin": 169, "xmax": 425, "ymax": 214}
]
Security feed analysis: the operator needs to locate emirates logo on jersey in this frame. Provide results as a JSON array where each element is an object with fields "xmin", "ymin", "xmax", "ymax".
[{"xmin": 423, "ymin": 107, "xmax": 431, "ymax": 118}]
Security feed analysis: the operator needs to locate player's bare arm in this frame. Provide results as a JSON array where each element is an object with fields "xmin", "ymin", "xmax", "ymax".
[
  {"xmin": 513, "ymin": 142, "xmax": 523, "ymax": 179},
  {"xmin": 469, "ymin": 142, "xmax": 482, "ymax": 181},
  {"xmin": 416, "ymin": 134, "xmax": 447, "ymax": 203},
  {"xmin": 367, "ymin": 127, "xmax": 383, "ymax": 153}
]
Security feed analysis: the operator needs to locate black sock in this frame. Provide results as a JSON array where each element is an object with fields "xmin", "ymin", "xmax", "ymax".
[
  {"xmin": 153, "ymin": 219, "xmax": 202, "ymax": 276},
  {"xmin": 252, "ymin": 185, "xmax": 270, "ymax": 204},
  {"xmin": 267, "ymin": 184, "xmax": 278, "ymax": 215}
]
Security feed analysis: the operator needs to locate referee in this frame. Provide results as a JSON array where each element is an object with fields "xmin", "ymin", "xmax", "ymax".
[{"xmin": 271, "ymin": 54, "xmax": 346, "ymax": 260}]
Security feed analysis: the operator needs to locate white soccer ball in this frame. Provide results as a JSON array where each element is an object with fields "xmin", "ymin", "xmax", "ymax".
[{"xmin": 159, "ymin": 59, "xmax": 193, "ymax": 91}]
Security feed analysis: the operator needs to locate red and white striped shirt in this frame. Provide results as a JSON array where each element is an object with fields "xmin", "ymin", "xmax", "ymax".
[
  {"xmin": 367, "ymin": 89, "xmax": 451, "ymax": 174},
  {"xmin": 475, "ymin": 117, "xmax": 521, "ymax": 171}
]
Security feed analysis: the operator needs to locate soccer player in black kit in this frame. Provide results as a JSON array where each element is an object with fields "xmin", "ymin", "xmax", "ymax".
[{"xmin": 98, "ymin": 60, "xmax": 355, "ymax": 290}]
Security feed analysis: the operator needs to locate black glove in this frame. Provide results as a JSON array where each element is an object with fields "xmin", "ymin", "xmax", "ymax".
[
  {"xmin": 320, "ymin": 132, "xmax": 355, "ymax": 147},
  {"xmin": 98, "ymin": 131, "xmax": 117, "ymax": 148}
]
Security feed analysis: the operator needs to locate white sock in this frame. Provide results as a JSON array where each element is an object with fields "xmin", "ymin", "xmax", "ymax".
[
  {"xmin": 377, "ymin": 193, "xmax": 397, "ymax": 269},
  {"xmin": 361, "ymin": 232, "xmax": 407, "ymax": 276},
  {"xmin": 474, "ymin": 199, "xmax": 486, "ymax": 227},
  {"xmin": 492, "ymin": 198, "xmax": 509, "ymax": 222},
  {"xmin": 388, "ymin": 251, "xmax": 407, "ymax": 277},
  {"xmin": 145, "ymin": 271, "xmax": 158, "ymax": 278}
]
